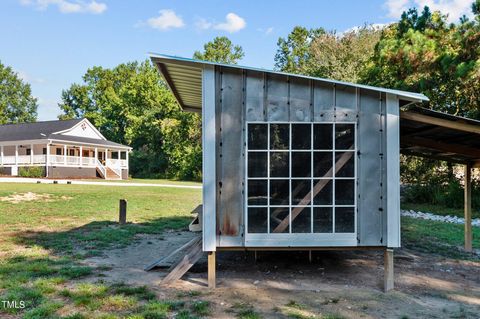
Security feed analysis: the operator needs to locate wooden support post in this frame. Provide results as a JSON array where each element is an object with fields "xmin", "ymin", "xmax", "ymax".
[
  {"xmin": 465, "ymin": 164, "xmax": 473, "ymax": 252},
  {"xmin": 119, "ymin": 199, "xmax": 127, "ymax": 224},
  {"xmin": 208, "ymin": 251, "xmax": 216, "ymax": 289},
  {"xmin": 384, "ymin": 248, "xmax": 394, "ymax": 292}
]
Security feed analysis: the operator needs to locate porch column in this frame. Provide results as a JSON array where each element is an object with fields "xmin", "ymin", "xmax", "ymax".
[
  {"xmin": 46, "ymin": 143, "xmax": 50, "ymax": 177},
  {"xmin": 464, "ymin": 163, "xmax": 472, "ymax": 252},
  {"xmin": 125, "ymin": 151, "xmax": 129, "ymax": 169},
  {"xmin": 64, "ymin": 145, "xmax": 67, "ymax": 165},
  {"xmin": 95, "ymin": 148, "xmax": 98, "ymax": 163},
  {"xmin": 1, "ymin": 145, "xmax": 3, "ymax": 166},
  {"xmin": 80, "ymin": 146, "xmax": 83, "ymax": 166},
  {"xmin": 105, "ymin": 148, "xmax": 109, "ymax": 164},
  {"xmin": 30, "ymin": 144, "xmax": 34, "ymax": 164},
  {"xmin": 15, "ymin": 145, "xmax": 18, "ymax": 165}
]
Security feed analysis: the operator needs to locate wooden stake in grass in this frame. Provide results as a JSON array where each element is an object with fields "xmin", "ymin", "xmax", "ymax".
[{"xmin": 119, "ymin": 199, "xmax": 127, "ymax": 224}]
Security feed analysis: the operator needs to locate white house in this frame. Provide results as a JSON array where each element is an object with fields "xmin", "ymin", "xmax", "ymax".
[{"xmin": 0, "ymin": 118, "xmax": 131, "ymax": 179}]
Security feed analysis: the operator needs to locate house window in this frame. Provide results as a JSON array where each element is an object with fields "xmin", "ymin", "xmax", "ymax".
[
  {"xmin": 26, "ymin": 149, "xmax": 31, "ymax": 156},
  {"xmin": 42, "ymin": 148, "xmax": 47, "ymax": 155},
  {"xmin": 56, "ymin": 148, "xmax": 62, "ymax": 155},
  {"xmin": 69, "ymin": 149, "xmax": 75, "ymax": 156},
  {"xmin": 246, "ymin": 122, "xmax": 356, "ymax": 235}
]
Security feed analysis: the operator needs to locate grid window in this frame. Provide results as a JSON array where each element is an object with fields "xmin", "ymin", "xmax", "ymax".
[{"xmin": 246, "ymin": 122, "xmax": 356, "ymax": 235}]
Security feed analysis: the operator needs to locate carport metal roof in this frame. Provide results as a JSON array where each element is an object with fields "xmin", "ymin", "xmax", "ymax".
[{"xmin": 400, "ymin": 106, "xmax": 480, "ymax": 165}]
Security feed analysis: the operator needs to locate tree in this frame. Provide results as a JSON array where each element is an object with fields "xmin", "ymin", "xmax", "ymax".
[
  {"xmin": 193, "ymin": 36, "xmax": 244, "ymax": 64},
  {"xmin": 274, "ymin": 26, "xmax": 325, "ymax": 74},
  {"xmin": 309, "ymin": 26, "xmax": 381, "ymax": 82},
  {"xmin": 363, "ymin": 5, "xmax": 480, "ymax": 117},
  {"xmin": 0, "ymin": 60, "xmax": 37, "ymax": 124},
  {"xmin": 274, "ymin": 26, "xmax": 381, "ymax": 83},
  {"xmin": 59, "ymin": 60, "xmax": 202, "ymax": 180}
]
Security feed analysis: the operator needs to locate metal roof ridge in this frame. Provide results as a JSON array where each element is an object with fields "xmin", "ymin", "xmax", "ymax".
[{"xmin": 149, "ymin": 52, "xmax": 429, "ymax": 102}]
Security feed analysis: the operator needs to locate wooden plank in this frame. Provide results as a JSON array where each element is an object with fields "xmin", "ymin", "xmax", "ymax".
[
  {"xmin": 272, "ymin": 151, "xmax": 353, "ymax": 233},
  {"xmin": 144, "ymin": 236, "xmax": 201, "ymax": 271},
  {"xmin": 400, "ymin": 111, "xmax": 480, "ymax": 135},
  {"xmin": 161, "ymin": 238, "xmax": 204, "ymax": 285},
  {"xmin": 208, "ymin": 251, "xmax": 216, "ymax": 289},
  {"xmin": 464, "ymin": 164, "xmax": 473, "ymax": 252},
  {"xmin": 384, "ymin": 248, "xmax": 394, "ymax": 292}
]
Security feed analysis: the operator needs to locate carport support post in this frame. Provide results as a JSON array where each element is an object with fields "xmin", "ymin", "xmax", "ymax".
[
  {"xmin": 464, "ymin": 163, "xmax": 472, "ymax": 252},
  {"xmin": 208, "ymin": 251, "xmax": 215, "ymax": 289},
  {"xmin": 384, "ymin": 248, "xmax": 394, "ymax": 292}
]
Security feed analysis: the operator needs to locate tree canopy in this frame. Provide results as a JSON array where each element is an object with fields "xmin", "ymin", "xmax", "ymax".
[
  {"xmin": 193, "ymin": 36, "xmax": 244, "ymax": 64},
  {"xmin": 364, "ymin": 4, "xmax": 480, "ymax": 117},
  {"xmin": 0, "ymin": 60, "xmax": 38, "ymax": 124}
]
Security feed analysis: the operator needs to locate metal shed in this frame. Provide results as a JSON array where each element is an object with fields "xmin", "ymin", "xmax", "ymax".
[{"xmin": 150, "ymin": 53, "xmax": 430, "ymax": 291}]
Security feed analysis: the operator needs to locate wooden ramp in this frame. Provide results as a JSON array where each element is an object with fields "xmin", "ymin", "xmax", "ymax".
[{"xmin": 144, "ymin": 235, "xmax": 204, "ymax": 285}]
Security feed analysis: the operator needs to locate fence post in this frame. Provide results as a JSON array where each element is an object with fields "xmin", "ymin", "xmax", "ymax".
[{"xmin": 119, "ymin": 199, "xmax": 127, "ymax": 224}]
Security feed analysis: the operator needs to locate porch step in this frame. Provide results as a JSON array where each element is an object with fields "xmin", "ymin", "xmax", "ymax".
[{"xmin": 105, "ymin": 167, "xmax": 121, "ymax": 180}]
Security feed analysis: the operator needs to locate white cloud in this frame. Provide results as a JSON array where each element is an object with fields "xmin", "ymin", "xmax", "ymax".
[
  {"xmin": 145, "ymin": 9, "xmax": 185, "ymax": 31},
  {"xmin": 16, "ymin": 70, "xmax": 45, "ymax": 84},
  {"xmin": 198, "ymin": 13, "xmax": 246, "ymax": 33},
  {"xmin": 343, "ymin": 23, "xmax": 390, "ymax": 35},
  {"xmin": 384, "ymin": 0, "xmax": 473, "ymax": 22},
  {"xmin": 36, "ymin": 97, "xmax": 62, "ymax": 121},
  {"xmin": 20, "ymin": 0, "xmax": 107, "ymax": 14},
  {"xmin": 257, "ymin": 26, "xmax": 274, "ymax": 35}
]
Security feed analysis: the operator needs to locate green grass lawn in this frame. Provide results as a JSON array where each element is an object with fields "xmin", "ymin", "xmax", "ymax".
[
  {"xmin": 0, "ymin": 182, "xmax": 478, "ymax": 318},
  {"xmin": 0, "ymin": 182, "xmax": 206, "ymax": 319}
]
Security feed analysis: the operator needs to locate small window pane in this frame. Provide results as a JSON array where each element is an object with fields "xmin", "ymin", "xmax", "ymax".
[
  {"xmin": 292, "ymin": 207, "xmax": 311, "ymax": 233},
  {"xmin": 335, "ymin": 180, "xmax": 355, "ymax": 205},
  {"xmin": 313, "ymin": 179, "xmax": 332, "ymax": 205},
  {"xmin": 336, "ymin": 152, "xmax": 354, "ymax": 177},
  {"xmin": 292, "ymin": 152, "xmax": 311, "ymax": 177},
  {"xmin": 335, "ymin": 124, "xmax": 354, "ymax": 150},
  {"xmin": 270, "ymin": 207, "xmax": 289, "ymax": 233},
  {"xmin": 270, "ymin": 180, "xmax": 289, "ymax": 205},
  {"xmin": 270, "ymin": 152, "xmax": 289, "ymax": 177},
  {"xmin": 291, "ymin": 180, "xmax": 311, "ymax": 205},
  {"xmin": 292, "ymin": 124, "xmax": 311, "ymax": 149},
  {"xmin": 270, "ymin": 124, "xmax": 289, "ymax": 150},
  {"xmin": 313, "ymin": 152, "xmax": 332, "ymax": 177},
  {"xmin": 248, "ymin": 152, "xmax": 267, "ymax": 177},
  {"xmin": 314, "ymin": 124, "xmax": 332, "ymax": 149},
  {"xmin": 248, "ymin": 180, "xmax": 267, "ymax": 205},
  {"xmin": 248, "ymin": 124, "xmax": 268, "ymax": 150},
  {"xmin": 335, "ymin": 207, "xmax": 355, "ymax": 233},
  {"xmin": 248, "ymin": 207, "xmax": 267, "ymax": 233},
  {"xmin": 313, "ymin": 207, "xmax": 333, "ymax": 233}
]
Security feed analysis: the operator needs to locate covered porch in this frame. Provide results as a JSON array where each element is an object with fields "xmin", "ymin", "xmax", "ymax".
[{"xmin": 0, "ymin": 141, "xmax": 129, "ymax": 179}]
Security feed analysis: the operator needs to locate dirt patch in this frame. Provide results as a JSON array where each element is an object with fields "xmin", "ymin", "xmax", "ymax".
[
  {"xmin": 85, "ymin": 232, "xmax": 480, "ymax": 318},
  {"xmin": 0, "ymin": 192, "xmax": 72, "ymax": 204}
]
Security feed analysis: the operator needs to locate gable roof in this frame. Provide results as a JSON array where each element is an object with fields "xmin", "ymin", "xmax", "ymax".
[
  {"xmin": 0, "ymin": 119, "xmax": 83, "ymax": 142},
  {"xmin": 0, "ymin": 119, "xmax": 131, "ymax": 149},
  {"xmin": 150, "ymin": 53, "xmax": 429, "ymax": 112}
]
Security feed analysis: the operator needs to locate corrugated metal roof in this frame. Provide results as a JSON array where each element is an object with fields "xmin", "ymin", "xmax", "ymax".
[{"xmin": 150, "ymin": 53, "xmax": 429, "ymax": 112}]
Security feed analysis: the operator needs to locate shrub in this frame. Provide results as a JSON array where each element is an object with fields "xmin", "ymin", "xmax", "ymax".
[{"xmin": 18, "ymin": 166, "xmax": 44, "ymax": 178}]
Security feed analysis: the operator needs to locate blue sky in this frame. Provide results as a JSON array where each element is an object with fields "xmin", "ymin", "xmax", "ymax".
[{"xmin": 0, "ymin": 0, "xmax": 474, "ymax": 120}]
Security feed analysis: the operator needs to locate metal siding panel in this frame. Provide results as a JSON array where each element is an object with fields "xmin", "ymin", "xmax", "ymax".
[
  {"xmin": 246, "ymin": 70, "xmax": 265, "ymax": 121},
  {"xmin": 218, "ymin": 68, "xmax": 244, "ymax": 239},
  {"xmin": 336, "ymin": 85, "xmax": 357, "ymax": 122},
  {"xmin": 358, "ymin": 89, "xmax": 384, "ymax": 246},
  {"xmin": 313, "ymin": 82, "xmax": 334, "ymax": 122},
  {"xmin": 289, "ymin": 77, "xmax": 311, "ymax": 122},
  {"xmin": 386, "ymin": 94, "xmax": 401, "ymax": 247},
  {"xmin": 267, "ymin": 73, "xmax": 289, "ymax": 121},
  {"xmin": 202, "ymin": 65, "xmax": 217, "ymax": 251}
]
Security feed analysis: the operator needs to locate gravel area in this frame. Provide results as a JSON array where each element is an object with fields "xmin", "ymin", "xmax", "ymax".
[{"xmin": 401, "ymin": 209, "xmax": 480, "ymax": 227}]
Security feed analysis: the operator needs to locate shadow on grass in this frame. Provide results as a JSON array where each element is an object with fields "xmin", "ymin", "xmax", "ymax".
[{"xmin": 13, "ymin": 216, "xmax": 192, "ymax": 258}]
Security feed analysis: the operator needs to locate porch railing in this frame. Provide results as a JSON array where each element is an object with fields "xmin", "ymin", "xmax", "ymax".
[{"xmin": 1, "ymin": 155, "xmax": 126, "ymax": 168}]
